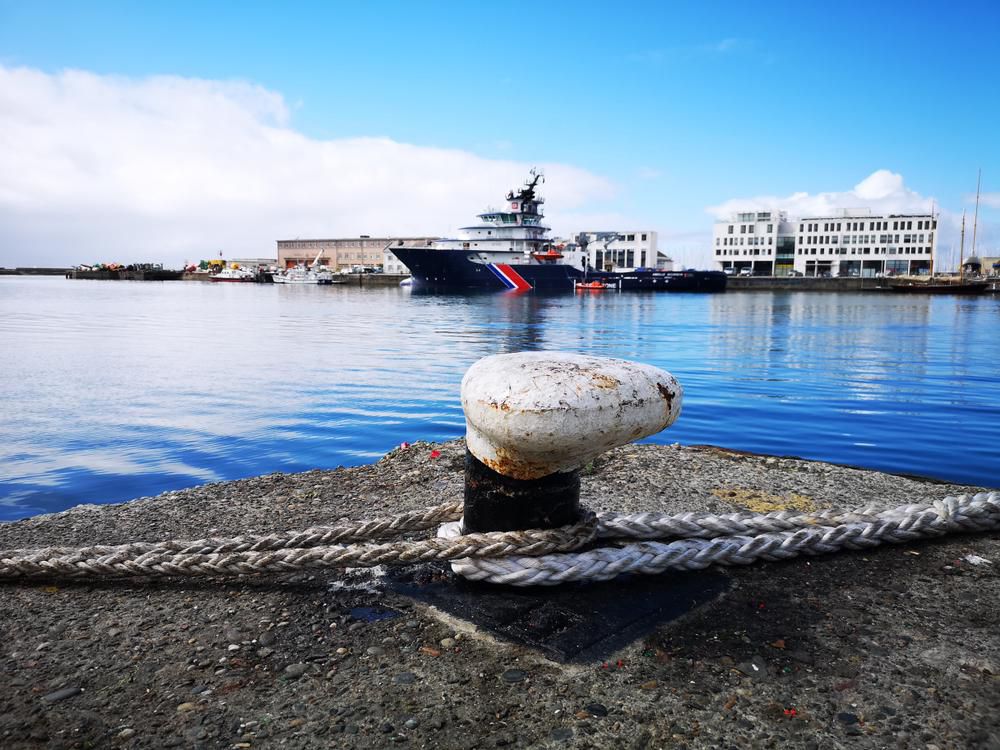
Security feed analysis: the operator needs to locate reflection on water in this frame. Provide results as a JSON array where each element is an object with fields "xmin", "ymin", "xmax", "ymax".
[{"xmin": 1, "ymin": 277, "xmax": 998, "ymax": 520}]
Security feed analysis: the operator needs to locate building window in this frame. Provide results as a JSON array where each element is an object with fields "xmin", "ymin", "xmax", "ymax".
[
  {"xmin": 641, "ymin": 233, "xmax": 647, "ymax": 241},
  {"xmin": 767, "ymin": 224, "xmax": 773, "ymax": 233},
  {"xmin": 740, "ymin": 225, "xmax": 746, "ymax": 234},
  {"xmin": 728, "ymin": 225, "xmax": 734, "ymax": 234}
]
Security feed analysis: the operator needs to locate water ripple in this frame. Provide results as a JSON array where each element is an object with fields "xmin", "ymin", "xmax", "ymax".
[{"xmin": 1, "ymin": 278, "xmax": 998, "ymax": 519}]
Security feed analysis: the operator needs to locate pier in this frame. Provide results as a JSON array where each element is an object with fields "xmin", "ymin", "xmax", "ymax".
[
  {"xmin": 726, "ymin": 276, "xmax": 887, "ymax": 291},
  {"xmin": 2, "ymin": 442, "xmax": 996, "ymax": 748}
]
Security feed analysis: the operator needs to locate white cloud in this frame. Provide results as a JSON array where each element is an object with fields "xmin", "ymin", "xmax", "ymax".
[
  {"xmin": 0, "ymin": 66, "xmax": 615, "ymax": 267},
  {"xmin": 976, "ymin": 192, "xmax": 1000, "ymax": 209},
  {"xmin": 706, "ymin": 170, "xmax": 936, "ymax": 220}
]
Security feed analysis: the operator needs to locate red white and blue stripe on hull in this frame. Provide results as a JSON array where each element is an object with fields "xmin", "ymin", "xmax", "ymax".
[{"xmin": 486, "ymin": 263, "xmax": 533, "ymax": 291}]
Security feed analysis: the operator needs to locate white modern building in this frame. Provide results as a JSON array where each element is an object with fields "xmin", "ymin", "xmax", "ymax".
[
  {"xmin": 794, "ymin": 211, "xmax": 936, "ymax": 277},
  {"xmin": 714, "ymin": 210, "xmax": 938, "ymax": 277},
  {"xmin": 713, "ymin": 211, "xmax": 796, "ymax": 276},
  {"xmin": 574, "ymin": 230, "xmax": 672, "ymax": 271}
]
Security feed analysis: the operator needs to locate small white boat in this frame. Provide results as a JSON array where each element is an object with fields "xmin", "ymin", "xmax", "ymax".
[
  {"xmin": 273, "ymin": 266, "xmax": 336, "ymax": 285},
  {"xmin": 272, "ymin": 248, "xmax": 337, "ymax": 285},
  {"xmin": 210, "ymin": 265, "xmax": 256, "ymax": 282}
]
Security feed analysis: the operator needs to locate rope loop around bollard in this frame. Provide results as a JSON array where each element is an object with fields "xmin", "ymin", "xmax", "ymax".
[{"xmin": 0, "ymin": 492, "xmax": 997, "ymax": 585}]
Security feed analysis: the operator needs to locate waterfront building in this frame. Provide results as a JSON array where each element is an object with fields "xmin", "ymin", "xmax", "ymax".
[
  {"xmin": 795, "ymin": 211, "xmax": 936, "ymax": 277},
  {"xmin": 713, "ymin": 211, "xmax": 796, "ymax": 276},
  {"xmin": 276, "ymin": 237, "xmax": 437, "ymax": 271},
  {"xmin": 714, "ymin": 210, "xmax": 937, "ymax": 277},
  {"xmin": 573, "ymin": 231, "xmax": 671, "ymax": 271}
]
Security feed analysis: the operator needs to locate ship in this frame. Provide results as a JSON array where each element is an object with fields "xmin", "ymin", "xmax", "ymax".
[{"xmin": 390, "ymin": 172, "xmax": 726, "ymax": 292}]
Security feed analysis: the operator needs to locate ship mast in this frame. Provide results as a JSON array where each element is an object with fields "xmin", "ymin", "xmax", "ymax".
[
  {"xmin": 971, "ymin": 168, "xmax": 981, "ymax": 257},
  {"xmin": 959, "ymin": 211, "xmax": 966, "ymax": 279}
]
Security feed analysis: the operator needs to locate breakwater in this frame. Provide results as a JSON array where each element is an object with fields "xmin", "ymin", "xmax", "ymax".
[
  {"xmin": 66, "ymin": 268, "xmax": 184, "ymax": 281},
  {"xmin": 0, "ymin": 267, "xmax": 71, "ymax": 276}
]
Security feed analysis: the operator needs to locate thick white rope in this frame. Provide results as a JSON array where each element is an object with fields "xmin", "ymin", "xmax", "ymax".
[
  {"xmin": 441, "ymin": 492, "xmax": 1000, "ymax": 586},
  {"xmin": 0, "ymin": 492, "xmax": 996, "ymax": 585}
]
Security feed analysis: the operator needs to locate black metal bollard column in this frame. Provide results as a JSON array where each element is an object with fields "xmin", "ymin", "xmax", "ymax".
[
  {"xmin": 460, "ymin": 352, "xmax": 683, "ymax": 534},
  {"xmin": 463, "ymin": 451, "xmax": 579, "ymax": 532}
]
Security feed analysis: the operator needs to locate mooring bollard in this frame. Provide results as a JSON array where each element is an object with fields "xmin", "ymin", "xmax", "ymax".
[{"xmin": 460, "ymin": 352, "xmax": 683, "ymax": 533}]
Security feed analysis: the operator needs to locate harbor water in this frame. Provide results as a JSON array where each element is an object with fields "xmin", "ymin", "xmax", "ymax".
[{"xmin": 1, "ymin": 276, "xmax": 998, "ymax": 521}]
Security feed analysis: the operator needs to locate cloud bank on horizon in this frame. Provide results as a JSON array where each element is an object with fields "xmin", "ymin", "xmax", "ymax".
[
  {"xmin": 0, "ymin": 65, "xmax": 991, "ymax": 268},
  {"xmin": 0, "ymin": 66, "xmax": 615, "ymax": 266}
]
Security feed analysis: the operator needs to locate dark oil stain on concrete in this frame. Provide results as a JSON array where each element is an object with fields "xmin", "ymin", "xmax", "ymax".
[
  {"xmin": 350, "ymin": 606, "xmax": 402, "ymax": 623},
  {"xmin": 387, "ymin": 564, "xmax": 729, "ymax": 663}
]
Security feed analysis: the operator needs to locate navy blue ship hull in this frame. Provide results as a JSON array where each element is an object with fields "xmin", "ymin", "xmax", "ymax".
[{"xmin": 392, "ymin": 248, "xmax": 727, "ymax": 292}]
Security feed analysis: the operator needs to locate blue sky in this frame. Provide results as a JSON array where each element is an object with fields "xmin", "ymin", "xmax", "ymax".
[{"xmin": 1, "ymin": 0, "xmax": 998, "ymax": 266}]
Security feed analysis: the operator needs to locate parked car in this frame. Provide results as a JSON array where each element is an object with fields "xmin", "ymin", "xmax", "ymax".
[
  {"xmin": 724, "ymin": 267, "xmax": 737, "ymax": 276},
  {"xmin": 738, "ymin": 268, "xmax": 753, "ymax": 277},
  {"xmin": 787, "ymin": 270, "xmax": 803, "ymax": 277}
]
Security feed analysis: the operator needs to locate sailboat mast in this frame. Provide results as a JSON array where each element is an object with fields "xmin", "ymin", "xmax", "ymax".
[
  {"xmin": 959, "ymin": 211, "xmax": 966, "ymax": 279},
  {"xmin": 971, "ymin": 168, "xmax": 981, "ymax": 256}
]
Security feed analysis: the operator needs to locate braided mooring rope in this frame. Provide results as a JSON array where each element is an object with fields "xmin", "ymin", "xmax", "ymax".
[
  {"xmin": 444, "ymin": 492, "xmax": 1000, "ymax": 585},
  {"xmin": 0, "ymin": 493, "xmax": 997, "ymax": 585}
]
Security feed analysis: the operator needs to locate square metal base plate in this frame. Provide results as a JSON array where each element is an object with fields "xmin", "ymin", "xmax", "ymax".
[{"xmin": 387, "ymin": 563, "xmax": 728, "ymax": 663}]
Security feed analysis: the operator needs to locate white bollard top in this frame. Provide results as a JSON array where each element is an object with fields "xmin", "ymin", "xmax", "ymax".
[{"xmin": 461, "ymin": 352, "xmax": 682, "ymax": 480}]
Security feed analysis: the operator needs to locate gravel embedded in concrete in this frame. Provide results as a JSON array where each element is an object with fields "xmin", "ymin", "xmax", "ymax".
[{"xmin": 0, "ymin": 440, "xmax": 998, "ymax": 749}]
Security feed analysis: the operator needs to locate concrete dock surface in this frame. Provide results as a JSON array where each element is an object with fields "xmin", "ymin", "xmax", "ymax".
[{"xmin": 1, "ymin": 441, "xmax": 997, "ymax": 749}]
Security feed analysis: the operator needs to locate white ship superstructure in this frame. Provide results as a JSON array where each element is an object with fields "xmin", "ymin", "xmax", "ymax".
[{"xmin": 392, "ymin": 171, "xmax": 587, "ymax": 271}]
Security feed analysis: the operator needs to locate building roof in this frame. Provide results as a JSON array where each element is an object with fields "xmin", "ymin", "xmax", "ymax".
[{"xmin": 277, "ymin": 236, "xmax": 435, "ymax": 243}]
